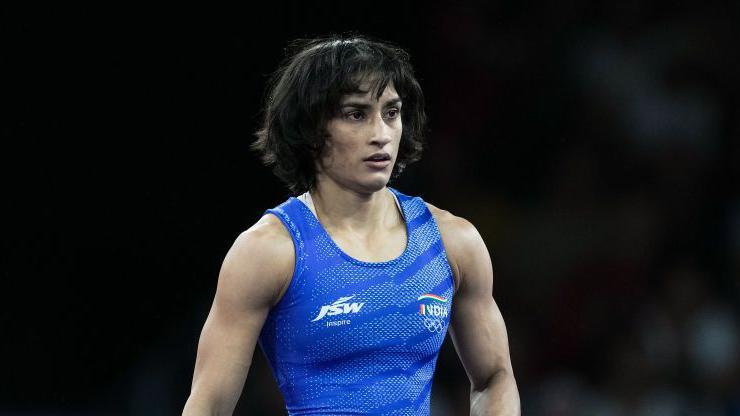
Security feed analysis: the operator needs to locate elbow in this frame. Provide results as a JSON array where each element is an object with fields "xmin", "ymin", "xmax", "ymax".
[
  {"xmin": 182, "ymin": 397, "xmax": 207, "ymax": 416},
  {"xmin": 470, "ymin": 368, "xmax": 521, "ymax": 416},
  {"xmin": 182, "ymin": 393, "xmax": 226, "ymax": 416},
  {"xmin": 472, "ymin": 367, "xmax": 515, "ymax": 393}
]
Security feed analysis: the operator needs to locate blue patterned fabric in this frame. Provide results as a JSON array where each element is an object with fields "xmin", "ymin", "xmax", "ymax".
[{"xmin": 258, "ymin": 186, "xmax": 455, "ymax": 415}]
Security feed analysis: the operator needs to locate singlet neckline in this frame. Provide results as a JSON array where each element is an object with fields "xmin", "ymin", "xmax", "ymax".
[{"xmin": 293, "ymin": 186, "xmax": 411, "ymax": 267}]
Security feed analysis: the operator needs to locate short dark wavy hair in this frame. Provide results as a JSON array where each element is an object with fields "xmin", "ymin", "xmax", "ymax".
[{"xmin": 252, "ymin": 34, "xmax": 427, "ymax": 195}]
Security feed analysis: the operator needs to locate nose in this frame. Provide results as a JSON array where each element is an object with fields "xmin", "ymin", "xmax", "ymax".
[{"xmin": 369, "ymin": 112, "xmax": 393, "ymax": 147}]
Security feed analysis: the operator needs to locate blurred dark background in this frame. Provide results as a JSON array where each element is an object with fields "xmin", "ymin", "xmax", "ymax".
[{"xmin": 4, "ymin": 2, "xmax": 740, "ymax": 415}]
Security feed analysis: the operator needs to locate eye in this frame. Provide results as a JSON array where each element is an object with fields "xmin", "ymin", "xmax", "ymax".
[
  {"xmin": 344, "ymin": 111, "xmax": 365, "ymax": 121},
  {"xmin": 385, "ymin": 108, "xmax": 400, "ymax": 119}
]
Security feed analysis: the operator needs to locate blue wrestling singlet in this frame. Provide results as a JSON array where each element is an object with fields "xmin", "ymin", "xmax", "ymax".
[{"xmin": 257, "ymin": 186, "xmax": 456, "ymax": 415}]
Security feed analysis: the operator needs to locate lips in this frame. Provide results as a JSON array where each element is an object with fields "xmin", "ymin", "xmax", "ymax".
[
  {"xmin": 364, "ymin": 158, "xmax": 391, "ymax": 169},
  {"xmin": 364, "ymin": 152, "xmax": 391, "ymax": 162}
]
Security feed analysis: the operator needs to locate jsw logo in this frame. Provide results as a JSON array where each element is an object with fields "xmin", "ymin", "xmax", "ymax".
[{"xmin": 311, "ymin": 295, "xmax": 364, "ymax": 322}]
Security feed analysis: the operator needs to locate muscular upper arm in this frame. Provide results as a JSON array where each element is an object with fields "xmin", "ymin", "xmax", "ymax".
[
  {"xmin": 183, "ymin": 214, "xmax": 294, "ymax": 415},
  {"xmin": 428, "ymin": 203, "xmax": 515, "ymax": 392}
]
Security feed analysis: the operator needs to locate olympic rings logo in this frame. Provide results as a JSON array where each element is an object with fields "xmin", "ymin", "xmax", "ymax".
[{"xmin": 422, "ymin": 317, "xmax": 445, "ymax": 333}]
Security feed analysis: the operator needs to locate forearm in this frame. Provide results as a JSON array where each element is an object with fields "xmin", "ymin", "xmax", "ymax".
[{"xmin": 470, "ymin": 368, "xmax": 520, "ymax": 416}]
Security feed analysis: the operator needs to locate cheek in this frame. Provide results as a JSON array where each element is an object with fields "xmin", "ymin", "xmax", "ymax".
[
  {"xmin": 330, "ymin": 128, "xmax": 362, "ymax": 155},
  {"xmin": 329, "ymin": 139, "xmax": 353, "ymax": 158},
  {"xmin": 321, "ymin": 136, "xmax": 356, "ymax": 169},
  {"xmin": 394, "ymin": 119, "xmax": 403, "ymax": 140},
  {"xmin": 393, "ymin": 126, "xmax": 403, "ymax": 149}
]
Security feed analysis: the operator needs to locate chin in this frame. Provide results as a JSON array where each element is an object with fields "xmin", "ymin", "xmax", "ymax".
[{"xmin": 357, "ymin": 176, "xmax": 390, "ymax": 193}]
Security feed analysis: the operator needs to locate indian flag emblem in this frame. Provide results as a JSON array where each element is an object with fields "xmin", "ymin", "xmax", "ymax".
[{"xmin": 417, "ymin": 293, "xmax": 447, "ymax": 303}]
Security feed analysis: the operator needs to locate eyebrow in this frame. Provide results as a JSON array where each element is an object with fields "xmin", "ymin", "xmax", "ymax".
[{"xmin": 340, "ymin": 97, "xmax": 403, "ymax": 109}]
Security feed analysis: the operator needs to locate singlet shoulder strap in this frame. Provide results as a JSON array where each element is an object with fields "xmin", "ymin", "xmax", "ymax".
[{"xmin": 263, "ymin": 198, "xmax": 309, "ymax": 305}]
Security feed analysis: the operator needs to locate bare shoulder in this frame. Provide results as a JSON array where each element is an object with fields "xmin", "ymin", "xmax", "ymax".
[
  {"xmin": 219, "ymin": 213, "xmax": 295, "ymax": 307},
  {"xmin": 241, "ymin": 212, "xmax": 295, "ymax": 249},
  {"xmin": 425, "ymin": 202, "xmax": 487, "ymax": 292},
  {"xmin": 233, "ymin": 213, "xmax": 295, "ymax": 265},
  {"xmin": 425, "ymin": 201, "xmax": 482, "ymax": 251}
]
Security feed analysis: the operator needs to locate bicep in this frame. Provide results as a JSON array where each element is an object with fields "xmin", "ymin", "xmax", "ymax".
[
  {"xmin": 186, "ymin": 226, "xmax": 292, "ymax": 413},
  {"xmin": 448, "ymin": 224, "xmax": 514, "ymax": 391},
  {"xmin": 190, "ymin": 296, "xmax": 268, "ymax": 411}
]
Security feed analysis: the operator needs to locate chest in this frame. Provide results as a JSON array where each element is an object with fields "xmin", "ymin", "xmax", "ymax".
[
  {"xmin": 283, "ymin": 272, "xmax": 453, "ymax": 369},
  {"xmin": 326, "ymin": 224, "xmax": 407, "ymax": 263},
  {"xmin": 272, "ymin": 236, "xmax": 453, "ymax": 363}
]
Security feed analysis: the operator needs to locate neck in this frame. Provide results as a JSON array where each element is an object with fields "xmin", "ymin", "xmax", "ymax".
[{"xmin": 309, "ymin": 178, "xmax": 398, "ymax": 234}]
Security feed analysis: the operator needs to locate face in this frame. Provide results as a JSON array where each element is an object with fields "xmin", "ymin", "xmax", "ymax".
[{"xmin": 316, "ymin": 81, "xmax": 403, "ymax": 194}]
